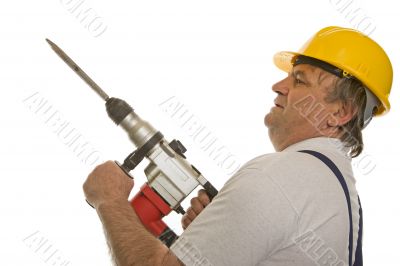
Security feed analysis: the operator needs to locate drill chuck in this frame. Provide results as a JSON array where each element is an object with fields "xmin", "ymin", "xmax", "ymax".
[
  {"xmin": 106, "ymin": 97, "xmax": 134, "ymax": 125},
  {"xmin": 106, "ymin": 97, "xmax": 159, "ymax": 149}
]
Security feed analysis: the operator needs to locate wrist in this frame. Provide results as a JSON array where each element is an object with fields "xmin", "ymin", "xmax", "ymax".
[
  {"xmin": 95, "ymin": 198, "xmax": 143, "ymax": 226},
  {"xmin": 95, "ymin": 198, "xmax": 130, "ymax": 212}
]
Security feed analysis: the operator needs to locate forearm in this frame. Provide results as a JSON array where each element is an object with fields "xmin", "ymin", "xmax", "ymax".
[{"xmin": 96, "ymin": 199, "xmax": 168, "ymax": 266}]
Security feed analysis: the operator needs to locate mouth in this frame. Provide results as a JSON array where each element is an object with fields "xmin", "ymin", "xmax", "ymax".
[{"xmin": 274, "ymin": 102, "xmax": 284, "ymax": 109}]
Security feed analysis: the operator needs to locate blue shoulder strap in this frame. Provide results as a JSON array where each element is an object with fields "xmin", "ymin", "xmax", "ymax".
[{"xmin": 299, "ymin": 150, "xmax": 363, "ymax": 266}]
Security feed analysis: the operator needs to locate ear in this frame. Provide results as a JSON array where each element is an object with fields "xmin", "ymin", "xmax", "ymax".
[{"xmin": 328, "ymin": 100, "xmax": 357, "ymax": 127}]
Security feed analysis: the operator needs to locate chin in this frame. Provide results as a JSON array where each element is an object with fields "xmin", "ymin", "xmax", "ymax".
[{"xmin": 264, "ymin": 113, "xmax": 273, "ymax": 127}]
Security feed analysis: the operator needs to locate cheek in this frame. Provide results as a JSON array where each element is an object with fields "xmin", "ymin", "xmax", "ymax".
[
  {"xmin": 292, "ymin": 100, "xmax": 334, "ymax": 129},
  {"xmin": 287, "ymin": 92, "xmax": 329, "ymax": 126},
  {"xmin": 286, "ymin": 92, "xmax": 311, "ymax": 119},
  {"xmin": 283, "ymin": 105, "xmax": 308, "ymax": 126}
]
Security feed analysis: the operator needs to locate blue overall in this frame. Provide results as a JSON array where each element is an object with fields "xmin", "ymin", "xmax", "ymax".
[{"xmin": 299, "ymin": 150, "xmax": 363, "ymax": 266}]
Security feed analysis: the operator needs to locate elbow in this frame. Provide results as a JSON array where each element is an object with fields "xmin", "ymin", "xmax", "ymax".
[{"xmin": 154, "ymin": 246, "xmax": 183, "ymax": 266}]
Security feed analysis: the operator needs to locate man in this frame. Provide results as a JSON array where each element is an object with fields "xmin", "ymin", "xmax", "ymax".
[{"xmin": 83, "ymin": 26, "xmax": 393, "ymax": 265}]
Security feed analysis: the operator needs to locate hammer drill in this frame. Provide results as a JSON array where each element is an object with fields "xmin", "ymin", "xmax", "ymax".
[{"xmin": 46, "ymin": 39, "xmax": 218, "ymax": 247}]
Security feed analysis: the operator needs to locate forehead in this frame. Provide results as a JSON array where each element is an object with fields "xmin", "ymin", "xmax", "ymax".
[{"xmin": 292, "ymin": 64, "xmax": 321, "ymax": 75}]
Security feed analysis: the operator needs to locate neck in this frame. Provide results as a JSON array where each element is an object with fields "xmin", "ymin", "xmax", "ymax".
[{"xmin": 271, "ymin": 131, "xmax": 327, "ymax": 152}]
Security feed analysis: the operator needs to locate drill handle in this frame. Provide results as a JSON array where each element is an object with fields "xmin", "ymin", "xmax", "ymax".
[
  {"xmin": 203, "ymin": 181, "xmax": 218, "ymax": 201},
  {"xmin": 115, "ymin": 160, "xmax": 135, "ymax": 179}
]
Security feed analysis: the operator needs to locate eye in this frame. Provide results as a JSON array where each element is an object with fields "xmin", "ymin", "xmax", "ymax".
[{"xmin": 294, "ymin": 78, "xmax": 305, "ymax": 85}]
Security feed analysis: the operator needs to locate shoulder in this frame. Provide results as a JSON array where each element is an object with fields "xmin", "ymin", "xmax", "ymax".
[
  {"xmin": 218, "ymin": 151, "xmax": 319, "ymax": 216},
  {"xmin": 224, "ymin": 150, "xmax": 346, "ymax": 214},
  {"xmin": 234, "ymin": 151, "xmax": 322, "ymax": 179}
]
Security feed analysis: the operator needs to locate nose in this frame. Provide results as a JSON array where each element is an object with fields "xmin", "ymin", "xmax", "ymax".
[{"xmin": 272, "ymin": 76, "xmax": 290, "ymax": 96}]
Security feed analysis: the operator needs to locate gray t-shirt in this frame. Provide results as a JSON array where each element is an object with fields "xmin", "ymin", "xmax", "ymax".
[{"xmin": 171, "ymin": 137, "xmax": 361, "ymax": 266}]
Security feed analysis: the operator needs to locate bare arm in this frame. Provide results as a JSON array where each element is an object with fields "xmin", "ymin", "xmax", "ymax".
[{"xmin": 84, "ymin": 161, "xmax": 183, "ymax": 266}]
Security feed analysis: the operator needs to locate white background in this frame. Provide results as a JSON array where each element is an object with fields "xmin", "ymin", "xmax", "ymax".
[{"xmin": 1, "ymin": 0, "xmax": 399, "ymax": 265}]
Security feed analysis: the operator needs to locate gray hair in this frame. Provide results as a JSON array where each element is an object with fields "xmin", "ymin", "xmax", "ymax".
[{"xmin": 325, "ymin": 77, "xmax": 368, "ymax": 158}]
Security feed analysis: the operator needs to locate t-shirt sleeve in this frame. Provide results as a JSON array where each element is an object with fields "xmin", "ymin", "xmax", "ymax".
[{"xmin": 170, "ymin": 167, "xmax": 299, "ymax": 266}]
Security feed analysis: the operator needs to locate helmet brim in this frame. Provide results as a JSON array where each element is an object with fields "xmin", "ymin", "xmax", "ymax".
[{"xmin": 273, "ymin": 51, "xmax": 299, "ymax": 73}]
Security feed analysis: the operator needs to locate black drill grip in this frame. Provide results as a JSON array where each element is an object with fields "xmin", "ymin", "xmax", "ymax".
[
  {"xmin": 204, "ymin": 181, "xmax": 218, "ymax": 201},
  {"xmin": 159, "ymin": 227, "xmax": 179, "ymax": 248},
  {"xmin": 115, "ymin": 160, "xmax": 134, "ymax": 179}
]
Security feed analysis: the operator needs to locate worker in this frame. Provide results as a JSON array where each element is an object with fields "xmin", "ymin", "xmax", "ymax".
[{"xmin": 83, "ymin": 26, "xmax": 393, "ymax": 265}]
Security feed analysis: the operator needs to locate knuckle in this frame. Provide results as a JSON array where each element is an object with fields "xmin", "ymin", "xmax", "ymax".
[
  {"xmin": 192, "ymin": 202, "xmax": 203, "ymax": 214},
  {"xmin": 187, "ymin": 208, "xmax": 197, "ymax": 220},
  {"xmin": 182, "ymin": 215, "xmax": 191, "ymax": 224},
  {"xmin": 190, "ymin": 197, "xmax": 199, "ymax": 206},
  {"xmin": 82, "ymin": 180, "xmax": 89, "ymax": 191},
  {"xmin": 199, "ymin": 194, "xmax": 211, "ymax": 205},
  {"xmin": 198, "ymin": 190, "xmax": 210, "ymax": 201},
  {"xmin": 198, "ymin": 189, "xmax": 206, "ymax": 196},
  {"xmin": 181, "ymin": 214, "xmax": 188, "ymax": 222}
]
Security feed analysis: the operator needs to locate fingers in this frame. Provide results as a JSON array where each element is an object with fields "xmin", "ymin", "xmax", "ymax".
[
  {"xmin": 187, "ymin": 207, "xmax": 198, "ymax": 220},
  {"xmin": 83, "ymin": 160, "xmax": 134, "ymax": 209},
  {"xmin": 181, "ymin": 215, "xmax": 191, "ymax": 230},
  {"xmin": 181, "ymin": 189, "xmax": 212, "ymax": 230},
  {"xmin": 189, "ymin": 189, "xmax": 211, "ymax": 214},
  {"xmin": 197, "ymin": 189, "xmax": 211, "ymax": 206},
  {"xmin": 190, "ymin": 197, "xmax": 205, "ymax": 215},
  {"xmin": 181, "ymin": 207, "xmax": 197, "ymax": 229}
]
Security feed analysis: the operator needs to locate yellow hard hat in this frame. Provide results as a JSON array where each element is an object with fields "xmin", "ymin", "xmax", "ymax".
[{"xmin": 273, "ymin": 26, "xmax": 393, "ymax": 116}]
